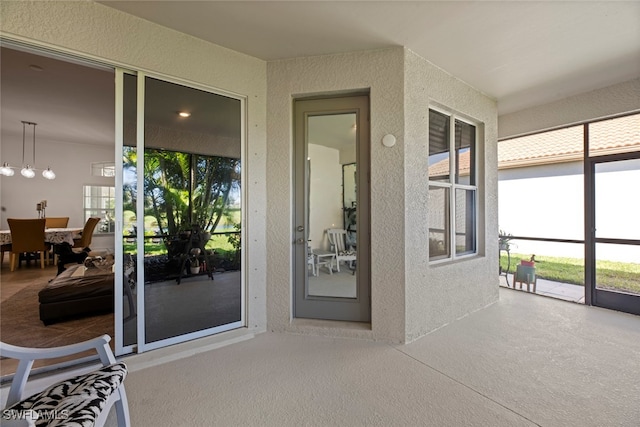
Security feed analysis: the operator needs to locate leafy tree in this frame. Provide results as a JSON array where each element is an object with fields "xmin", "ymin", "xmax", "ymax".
[{"xmin": 122, "ymin": 147, "xmax": 240, "ymax": 237}]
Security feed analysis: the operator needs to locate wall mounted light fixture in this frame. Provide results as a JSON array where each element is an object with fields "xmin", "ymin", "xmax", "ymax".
[{"xmin": 382, "ymin": 134, "xmax": 396, "ymax": 147}]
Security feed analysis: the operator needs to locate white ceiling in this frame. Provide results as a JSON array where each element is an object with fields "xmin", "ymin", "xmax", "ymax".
[
  {"xmin": 2, "ymin": 1, "xmax": 638, "ymax": 151},
  {"xmin": 100, "ymin": 0, "xmax": 640, "ymax": 115},
  {"xmin": 0, "ymin": 46, "xmax": 241, "ymax": 148}
]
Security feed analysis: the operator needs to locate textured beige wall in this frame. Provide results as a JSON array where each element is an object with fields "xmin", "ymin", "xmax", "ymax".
[
  {"xmin": 0, "ymin": 1, "xmax": 268, "ymax": 334},
  {"xmin": 404, "ymin": 50, "xmax": 499, "ymax": 342},
  {"xmin": 267, "ymin": 48, "xmax": 498, "ymax": 343},
  {"xmin": 499, "ymin": 78, "xmax": 640, "ymax": 139},
  {"xmin": 267, "ymin": 48, "xmax": 406, "ymax": 342}
]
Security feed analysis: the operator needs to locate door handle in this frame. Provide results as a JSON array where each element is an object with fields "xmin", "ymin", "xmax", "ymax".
[
  {"xmin": 296, "ymin": 238, "xmax": 305, "ymax": 244},
  {"xmin": 297, "ymin": 226, "xmax": 304, "ymax": 232}
]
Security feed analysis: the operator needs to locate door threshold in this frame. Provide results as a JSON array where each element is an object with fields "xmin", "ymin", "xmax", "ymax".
[{"xmin": 288, "ymin": 318, "xmax": 373, "ymax": 340}]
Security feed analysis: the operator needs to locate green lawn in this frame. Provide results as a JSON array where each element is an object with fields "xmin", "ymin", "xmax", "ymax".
[
  {"xmin": 501, "ymin": 252, "xmax": 640, "ymax": 294},
  {"xmin": 123, "ymin": 233, "xmax": 237, "ymax": 256}
]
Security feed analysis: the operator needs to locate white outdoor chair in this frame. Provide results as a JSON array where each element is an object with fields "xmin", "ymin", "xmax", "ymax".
[
  {"xmin": 326, "ymin": 228, "xmax": 356, "ymax": 273},
  {"xmin": 1, "ymin": 335, "xmax": 130, "ymax": 427},
  {"xmin": 307, "ymin": 246, "xmax": 316, "ymax": 276}
]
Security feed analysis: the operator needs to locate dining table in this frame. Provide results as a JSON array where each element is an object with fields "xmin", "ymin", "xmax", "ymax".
[{"xmin": 0, "ymin": 227, "xmax": 83, "ymax": 246}]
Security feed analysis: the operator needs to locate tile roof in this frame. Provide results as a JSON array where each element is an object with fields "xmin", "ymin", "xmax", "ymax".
[
  {"xmin": 498, "ymin": 113, "xmax": 640, "ymax": 169},
  {"xmin": 428, "ymin": 114, "xmax": 639, "ymax": 176}
]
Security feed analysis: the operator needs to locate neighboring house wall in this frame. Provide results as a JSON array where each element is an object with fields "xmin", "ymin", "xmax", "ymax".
[
  {"xmin": 0, "ymin": 0, "xmax": 269, "ymax": 335},
  {"xmin": 499, "ymin": 160, "xmax": 640, "ymax": 263},
  {"xmin": 498, "ymin": 161, "xmax": 584, "ymax": 259},
  {"xmin": 499, "ymin": 83, "xmax": 640, "ymax": 265}
]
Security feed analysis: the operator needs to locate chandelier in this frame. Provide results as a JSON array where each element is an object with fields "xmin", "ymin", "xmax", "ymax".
[{"xmin": 0, "ymin": 121, "xmax": 55, "ymax": 180}]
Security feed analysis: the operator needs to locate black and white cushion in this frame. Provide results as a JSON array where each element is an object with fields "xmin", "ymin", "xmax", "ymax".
[{"xmin": 5, "ymin": 363, "xmax": 127, "ymax": 427}]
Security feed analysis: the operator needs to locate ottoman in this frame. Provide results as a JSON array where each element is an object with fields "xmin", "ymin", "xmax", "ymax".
[{"xmin": 39, "ymin": 264, "xmax": 114, "ymax": 325}]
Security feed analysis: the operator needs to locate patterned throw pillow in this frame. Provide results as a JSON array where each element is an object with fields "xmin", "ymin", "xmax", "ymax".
[{"xmin": 4, "ymin": 362, "xmax": 127, "ymax": 427}]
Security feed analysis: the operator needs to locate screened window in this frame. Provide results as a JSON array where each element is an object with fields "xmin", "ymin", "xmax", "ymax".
[
  {"xmin": 429, "ymin": 108, "xmax": 478, "ymax": 261},
  {"xmin": 83, "ymin": 185, "xmax": 115, "ymax": 234}
]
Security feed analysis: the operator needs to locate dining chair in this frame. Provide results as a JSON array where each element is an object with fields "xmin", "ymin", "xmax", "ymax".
[
  {"xmin": 73, "ymin": 217, "xmax": 101, "ymax": 252},
  {"xmin": 45, "ymin": 216, "xmax": 70, "ymax": 228},
  {"xmin": 1, "ymin": 243, "xmax": 11, "ymax": 266},
  {"xmin": 7, "ymin": 218, "xmax": 47, "ymax": 272},
  {"xmin": 45, "ymin": 216, "xmax": 70, "ymax": 264}
]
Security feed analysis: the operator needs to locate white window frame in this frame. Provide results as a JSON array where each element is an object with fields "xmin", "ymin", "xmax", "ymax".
[
  {"xmin": 91, "ymin": 161, "xmax": 116, "ymax": 177},
  {"xmin": 429, "ymin": 106, "xmax": 480, "ymax": 263},
  {"xmin": 83, "ymin": 184, "xmax": 115, "ymax": 234}
]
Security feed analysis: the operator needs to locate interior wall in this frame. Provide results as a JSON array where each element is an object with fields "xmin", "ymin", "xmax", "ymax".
[
  {"xmin": 0, "ymin": 137, "xmax": 115, "ymax": 250},
  {"xmin": 403, "ymin": 49, "xmax": 499, "ymax": 342},
  {"xmin": 498, "ymin": 78, "xmax": 640, "ymax": 139},
  {"xmin": 0, "ymin": 1, "xmax": 268, "ymax": 335},
  {"xmin": 308, "ymin": 144, "xmax": 342, "ymax": 252},
  {"xmin": 267, "ymin": 48, "xmax": 406, "ymax": 342}
]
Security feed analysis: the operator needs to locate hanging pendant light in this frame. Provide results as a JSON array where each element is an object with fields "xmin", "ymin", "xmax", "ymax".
[
  {"xmin": 20, "ymin": 121, "xmax": 36, "ymax": 178},
  {"xmin": 42, "ymin": 167, "xmax": 56, "ymax": 180},
  {"xmin": 0, "ymin": 162, "xmax": 15, "ymax": 176},
  {"xmin": 0, "ymin": 121, "xmax": 55, "ymax": 179},
  {"xmin": 21, "ymin": 165, "xmax": 36, "ymax": 178}
]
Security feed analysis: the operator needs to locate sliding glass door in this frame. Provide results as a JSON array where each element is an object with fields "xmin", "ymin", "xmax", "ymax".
[
  {"xmin": 585, "ymin": 115, "xmax": 640, "ymax": 315},
  {"xmin": 115, "ymin": 70, "xmax": 244, "ymax": 354},
  {"xmin": 586, "ymin": 154, "xmax": 640, "ymax": 315}
]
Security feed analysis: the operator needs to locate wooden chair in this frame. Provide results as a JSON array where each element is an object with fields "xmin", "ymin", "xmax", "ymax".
[
  {"xmin": 1, "ymin": 335, "xmax": 130, "ymax": 427},
  {"xmin": 73, "ymin": 217, "xmax": 101, "ymax": 252},
  {"xmin": 44, "ymin": 216, "xmax": 69, "ymax": 228},
  {"xmin": 45, "ymin": 217, "xmax": 70, "ymax": 264},
  {"xmin": 7, "ymin": 218, "xmax": 47, "ymax": 272},
  {"xmin": 1, "ymin": 243, "xmax": 11, "ymax": 266},
  {"xmin": 326, "ymin": 228, "xmax": 357, "ymax": 273}
]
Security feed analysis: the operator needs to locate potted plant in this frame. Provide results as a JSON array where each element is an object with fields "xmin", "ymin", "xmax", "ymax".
[
  {"xmin": 189, "ymin": 257, "xmax": 200, "ymax": 275},
  {"xmin": 499, "ymin": 230, "xmax": 514, "ymax": 276},
  {"xmin": 499, "ymin": 229, "xmax": 513, "ymax": 251}
]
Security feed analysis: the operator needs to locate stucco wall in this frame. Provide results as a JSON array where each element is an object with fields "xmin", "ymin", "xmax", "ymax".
[
  {"xmin": 0, "ymin": 1, "xmax": 268, "ymax": 335},
  {"xmin": 499, "ymin": 78, "xmax": 640, "ymax": 139},
  {"xmin": 308, "ymin": 144, "xmax": 343, "ymax": 252},
  {"xmin": 267, "ymin": 48, "xmax": 406, "ymax": 342},
  {"xmin": 404, "ymin": 50, "xmax": 499, "ymax": 342},
  {"xmin": 267, "ymin": 48, "xmax": 498, "ymax": 343}
]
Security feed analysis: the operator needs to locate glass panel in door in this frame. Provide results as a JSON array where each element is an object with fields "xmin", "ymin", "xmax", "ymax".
[
  {"xmin": 120, "ymin": 72, "xmax": 138, "ymax": 349},
  {"xmin": 594, "ymin": 159, "xmax": 640, "ymax": 297},
  {"xmin": 140, "ymin": 76, "xmax": 243, "ymax": 347},
  {"xmin": 307, "ymin": 113, "xmax": 358, "ymax": 298}
]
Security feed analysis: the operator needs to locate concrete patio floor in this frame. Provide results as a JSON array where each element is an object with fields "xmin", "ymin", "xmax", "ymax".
[{"xmin": 499, "ymin": 273, "xmax": 585, "ymax": 303}]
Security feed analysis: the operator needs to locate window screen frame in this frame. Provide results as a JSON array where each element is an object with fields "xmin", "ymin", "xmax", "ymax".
[{"xmin": 428, "ymin": 106, "xmax": 480, "ymax": 263}]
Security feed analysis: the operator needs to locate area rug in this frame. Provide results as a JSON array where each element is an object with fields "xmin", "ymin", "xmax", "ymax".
[{"xmin": 1, "ymin": 281, "xmax": 113, "ymax": 376}]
